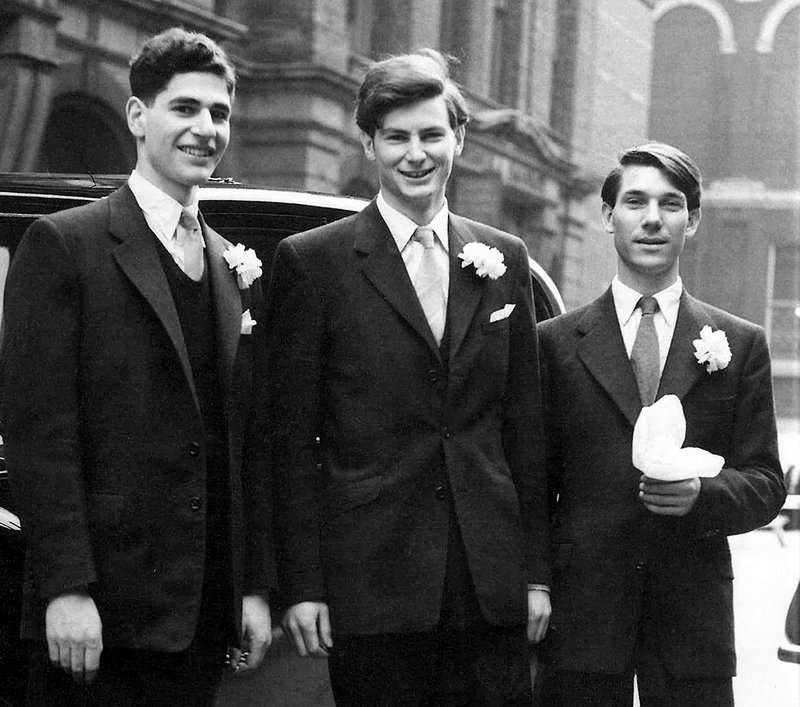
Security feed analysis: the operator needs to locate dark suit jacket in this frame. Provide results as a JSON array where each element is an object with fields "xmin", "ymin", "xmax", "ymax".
[
  {"xmin": 266, "ymin": 200, "xmax": 549, "ymax": 634},
  {"xmin": 0, "ymin": 184, "xmax": 274, "ymax": 651},
  {"xmin": 537, "ymin": 288, "xmax": 786, "ymax": 678}
]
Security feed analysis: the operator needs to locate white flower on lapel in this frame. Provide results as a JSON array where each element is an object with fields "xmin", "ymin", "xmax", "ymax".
[
  {"xmin": 223, "ymin": 243, "xmax": 262, "ymax": 289},
  {"xmin": 458, "ymin": 242, "xmax": 506, "ymax": 280},
  {"xmin": 692, "ymin": 325, "xmax": 731, "ymax": 373},
  {"xmin": 241, "ymin": 308, "xmax": 256, "ymax": 335}
]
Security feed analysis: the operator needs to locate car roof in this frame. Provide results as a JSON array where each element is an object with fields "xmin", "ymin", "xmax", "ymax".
[{"xmin": 0, "ymin": 173, "xmax": 369, "ymax": 213}]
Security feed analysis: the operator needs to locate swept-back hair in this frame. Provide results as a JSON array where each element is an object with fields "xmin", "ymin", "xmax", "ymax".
[
  {"xmin": 601, "ymin": 142, "xmax": 702, "ymax": 212},
  {"xmin": 129, "ymin": 27, "xmax": 236, "ymax": 104},
  {"xmin": 355, "ymin": 48, "xmax": 469, "ymax": 136}
]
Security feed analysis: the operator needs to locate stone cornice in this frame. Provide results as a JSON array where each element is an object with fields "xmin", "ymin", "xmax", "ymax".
[
  {"xmin": 3, "ymin": 0, "xmax": 61, "ymax": 24},
  {"xmin": 704, "ymin": 179, "xmax": 800, "ymax": 209},
  {"xmin": 235, "ymin": 61, "xmax": 359, "ymax": 99},
  {"xmin": 77, "ymin": 0, "xmax": 248, "ymax": 41}
]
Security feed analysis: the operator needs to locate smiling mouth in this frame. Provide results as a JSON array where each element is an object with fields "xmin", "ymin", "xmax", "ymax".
[
  {"xmin": 399, "ymin": 167, "xmax": 435, "ymax": 179},
  {"xmin": 179, "ymin": 146, "xmax": 214, "ymax": 158},
  {"xmin": 636, "ymin": 238, "xmax": 667, "ymax": 245}
]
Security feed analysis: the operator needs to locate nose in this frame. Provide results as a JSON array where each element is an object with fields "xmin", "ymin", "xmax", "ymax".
[
  {"xmin": 405, "ymin": 136, "xmax": 425, "ymax": 163},
  {"xmin": 642, "ymin": 200, "xmax": 662, "ymax": 228},
  {"xmin": 192, "ymin": 108, "xmax": 216, "ymax": 137}
]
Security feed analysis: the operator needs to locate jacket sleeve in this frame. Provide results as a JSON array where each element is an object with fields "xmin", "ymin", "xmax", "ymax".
[
  {"xmin": 686, "ymin": 326, "xmax": 786, "ymax": 536},
  {"xmin": 501, "ymin": 239, "xmax": 552, "ymax": 587},
  {"xmin": 241, "ymin": 277, "xmax": 278, "ymax": 594},
  {"xmin": 0, "ymin": 218, "xmax": 97, "ymax": 598},
  {"xmin": 264, "ymin": 238, "xmax": 326, "ymax": 606}
]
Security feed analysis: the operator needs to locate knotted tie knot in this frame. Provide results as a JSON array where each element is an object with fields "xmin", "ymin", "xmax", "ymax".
[
  {"xmin": 413, "ymin": 226, "xmax": 435, "ymax": 250},
  {"xmin": 639, "ymin": 295, "xmax": 658, "ymax": 317}
]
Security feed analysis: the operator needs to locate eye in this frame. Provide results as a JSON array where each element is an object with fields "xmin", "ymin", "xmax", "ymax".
[{"xmin": 211, "ymin": 108, "xmax": 230, "ymax": 122}]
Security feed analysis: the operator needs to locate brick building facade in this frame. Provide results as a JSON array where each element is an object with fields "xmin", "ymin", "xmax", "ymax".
[
  {"xmin": 651, "ymin": 0, "xmax": 800, "ymax": 452},
  {"xmin": 0, "ymin": 0, "xmax": 655, "ymax": 308}
]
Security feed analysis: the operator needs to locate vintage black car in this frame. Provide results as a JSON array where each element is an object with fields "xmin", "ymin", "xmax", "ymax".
[{"xmin": 0, "ymin": 173, "xmax": 565, "ymax": 705}]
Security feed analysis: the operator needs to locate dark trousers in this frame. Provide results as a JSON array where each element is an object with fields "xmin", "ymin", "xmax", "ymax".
[
  {"xmin": 328, "ymin": 505, "xmax": 534, "ymax": 706},
  {"xmin": 538, "ymin": 618, "xmax": 734, "ymax": 707},
  {"xmin": 538, "ymin": 667, "xmax": 733, "ymax": 707}
]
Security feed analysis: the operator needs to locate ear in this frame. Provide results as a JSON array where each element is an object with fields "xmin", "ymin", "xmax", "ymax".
[
  {"xmin": 126, "ymin": 97, "xmax": 147, "ymax": 139},
  {"xmin": 359, "ymin": 130, "xmax": 375, "ymax": 161},
  {"xmin": 454, "ymin": 124, "xmax": 465, "ymax": 156},
  {"xmin": 686, "ymin": 207, "xmax": 701, "ymax": 239},
  {"xmin": 601, "ymin": 202, "xmax": 615, "ymax": 235}
]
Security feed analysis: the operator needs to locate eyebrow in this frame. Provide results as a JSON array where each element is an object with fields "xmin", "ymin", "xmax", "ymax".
[
  {"xmin": 169, "ymin": 97, "xmax": 231, "ymax": 114},
  {"xmin": 621, "ymin": 188, "xmax": 685, "ymax": 201}
]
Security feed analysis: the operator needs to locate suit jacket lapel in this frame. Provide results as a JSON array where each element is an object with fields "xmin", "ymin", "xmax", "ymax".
[
  {"xmin": 446, "ymin": 217, "xmax": 484, "ymax": 360},
  {"xmin": 203, "ymin": 221, "xmax": 242, "ymax": 403},
  {"xmin": 109, "ymin": 186, "xmax": 198, "ymax": 406},
  {"xmin": 356, "ymin": 201, "xmax": 441, "ymax": 359},
  {"xmin": 657, "ymin": 291, "xmax": 707, "ymax": 401},
  {"xmin": 577, "ymin": 288, "xmax": 642, "ymax": 427}
]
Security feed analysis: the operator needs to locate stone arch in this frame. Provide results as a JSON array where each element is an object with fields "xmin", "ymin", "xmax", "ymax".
[
  {"xmin": 36, "ymin": 62, "xmax": 134, "ymax": 173},
  {"xmin": 757, "ymin": 0, "xmax": 800, "ymax": 53},
  {"xmin": 654, "ymin": 0, "xmax": 737, "ymax": 54}
]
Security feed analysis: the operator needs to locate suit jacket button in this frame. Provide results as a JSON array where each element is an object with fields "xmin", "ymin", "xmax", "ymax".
[
  {"xmin": 428, "ymin": 369, "xmax": 441, "ymax": 384},
  {"xmin": 189, "ymin": 443, "xmax": 201, "ymax": 457},
  {"xmin": 635, "ymin": 561, "xmax": 646, "ymax": 571},
  {"xmin": 435, "ymin": 485, "xmax": 447, "ymax": 500},
  {"xmin": 190, "ymin": 496, "xmax": 203, "ymax": 511},
  {"xmin": 442, "ymin": 428, "xmax": 451, "ymax": 439}
]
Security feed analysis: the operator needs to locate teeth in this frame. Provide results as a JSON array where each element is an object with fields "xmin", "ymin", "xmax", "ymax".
[{"xmin": 181, "ymin": 147, "xmax": 213, "ymax": 157}]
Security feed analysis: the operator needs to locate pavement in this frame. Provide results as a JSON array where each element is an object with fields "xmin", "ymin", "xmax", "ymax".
[{"xmin": 217, "ymin": 528, "xmax": 800, "ymax": 706}]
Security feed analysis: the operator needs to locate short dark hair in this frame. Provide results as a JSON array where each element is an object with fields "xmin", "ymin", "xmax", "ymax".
[
  {"xmin": 129, "ymin": 27, "xmax": 236, "ymax": 104},
  {"xmin": 601, "ymin": 142, "xmax": 702, "ymax": 212},
  {"xmin": 354, "ymin": 48, "xmax": 469, "ymax": 136}
]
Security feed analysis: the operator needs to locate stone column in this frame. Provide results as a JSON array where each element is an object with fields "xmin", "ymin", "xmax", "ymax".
[{"xmin": 0, "ymin": 4, "xmax": 59, "ymax": 171}]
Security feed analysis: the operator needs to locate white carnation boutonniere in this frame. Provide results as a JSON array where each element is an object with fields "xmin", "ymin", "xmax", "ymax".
[
  {"xmin": 223, "ymin": 243, "xmax": 262, "ymax": 289},
  {"xmin": 458, "ymin": 242, "xmax": 507, "ymax": 280},
  {"xmin": 240, "ymin": 308, "xmax": 256, "ymax": 335},
  {"xmin": 692, "ymin": 325, "xmax": 732, "ymax": 373}
]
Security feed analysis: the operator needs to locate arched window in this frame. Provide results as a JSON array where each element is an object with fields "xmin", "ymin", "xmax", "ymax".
[{"xmin": 37, "ymin": 93, "xmax": 134, "ymax": 174}]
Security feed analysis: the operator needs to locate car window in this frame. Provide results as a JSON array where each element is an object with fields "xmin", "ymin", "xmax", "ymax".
[{"xmin": 201, "ymin": 210, "xmax": 331, "ymax": 282}]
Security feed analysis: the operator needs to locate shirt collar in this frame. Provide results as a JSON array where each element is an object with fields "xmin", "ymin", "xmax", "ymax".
[
  {"xmin": 611, "ymin": 275, "xmax": 683, "ymax": 327},
  {"xmin": 128, "ymin": 170, "xmax": 200, "ymax": 240},
  {"xmin": 376, "ymin": 191, "xmax": 449, "ymax": 253}
]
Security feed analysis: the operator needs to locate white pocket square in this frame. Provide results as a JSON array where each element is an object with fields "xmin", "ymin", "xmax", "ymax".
[
  {"xmin": 489, "ymin": 304, "xmax": 515, "ymax": 323},
  {"xmin": 241, "ymin": 309, "xmax": 256, "ymax": 335}
]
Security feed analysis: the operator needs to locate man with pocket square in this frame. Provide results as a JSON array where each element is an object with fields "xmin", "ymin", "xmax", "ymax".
[
  {"xmin": 536, "ymin": 142, "xmax": 786, "ymax": 707},
  {"xmin": 265, "ymin": 48, "xmax": 551, "ymax": 705},
  {"xmin": 0, "ymin": 28, "xmax": 273, "ymax": 705}
]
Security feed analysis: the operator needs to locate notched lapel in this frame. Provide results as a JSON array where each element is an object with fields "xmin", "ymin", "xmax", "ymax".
[
  {"xmin": 355, "ymin": 203, "xmax": 442, "ymax": 357},
  {"xmin": 576, "ymin": 291, "xmax": 642, "ymax": 427},
  {"xmin": 109, "ymin": 187, "xmax": 198, "ymax": 406},
  {"xmin": 658, "ymin": 292, "xmax": 707, "ymax": 401},
  {"xmin": 204, "ymin": 223, "xmax": 243, "ymax": 402},
  {"xmin": 446, "ymin": 219, "xmax": 484, "ymax": 360}
]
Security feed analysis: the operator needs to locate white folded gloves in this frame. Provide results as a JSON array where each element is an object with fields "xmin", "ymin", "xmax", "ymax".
[{"xmin": 632, "ymin": 394, "xmax": 724, "ymax": 481}]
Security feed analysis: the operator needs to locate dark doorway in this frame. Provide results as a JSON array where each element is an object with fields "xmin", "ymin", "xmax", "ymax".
[{"xmin": 37, "ymin": 93, "xmax": 134, "ymax": 173}]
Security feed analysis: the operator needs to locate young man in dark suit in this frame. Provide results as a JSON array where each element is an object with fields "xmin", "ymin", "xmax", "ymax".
[
  {"xmin": 537, "ymin": 143, "xmax": 786, "ymax": 707},
  {"xmin": 266, "ymin": 49, "xmax": 551, "ymax": 705},
  {"xmin": 0, "ymin": 28, "xmax": 273, "ymax": 705}
]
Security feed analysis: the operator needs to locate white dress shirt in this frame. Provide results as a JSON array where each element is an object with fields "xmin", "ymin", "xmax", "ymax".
[
  {"xmin": 128, "ymin": 170, "xmax": 204, "ymax": 274},
  {"xmin": 376, "ymin": 192, "xmax": 450, "ymax": 307},
  {"xmin": 611, "ymin": 276, "xmax": 683, "ymax": 375}
]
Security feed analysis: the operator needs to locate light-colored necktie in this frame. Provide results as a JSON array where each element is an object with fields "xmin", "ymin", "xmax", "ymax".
[
  {"xmin": 630, "ymin": 295, "xmax": 660, "ymax": 406},
  {"xmin": 176, "ymin": 208, "xmax": 204, "ymax": 281},
  {"xmin": 412, "ymin": 227, "xmax": 446, "ymax": 345}
]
